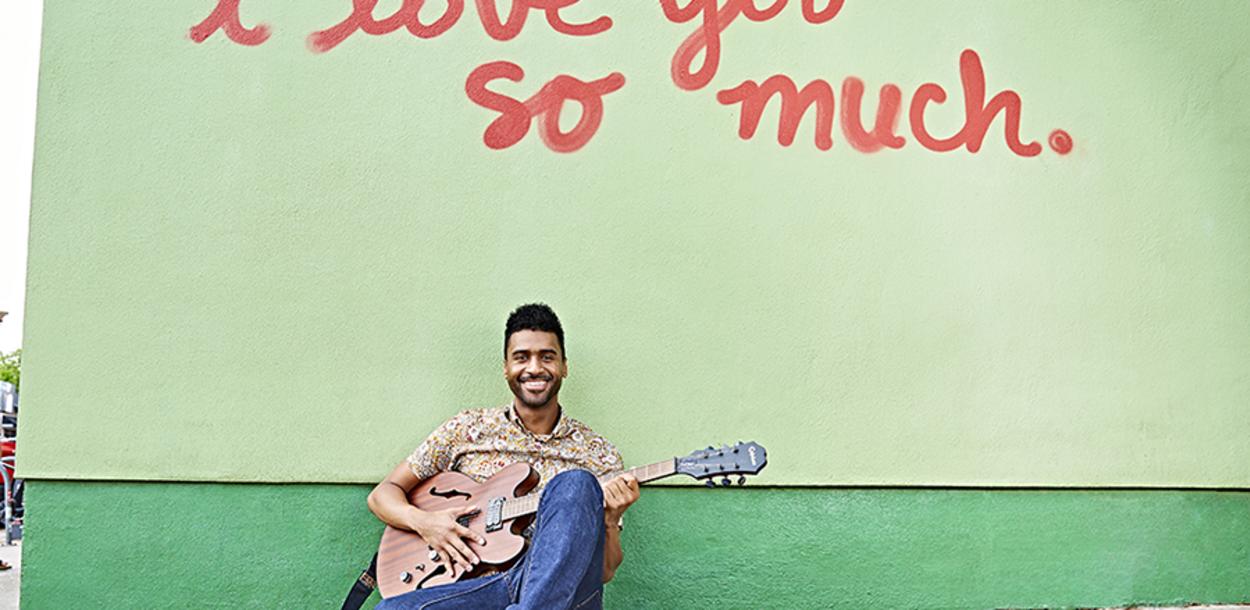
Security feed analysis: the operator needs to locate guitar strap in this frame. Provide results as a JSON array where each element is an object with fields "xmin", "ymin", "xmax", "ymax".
[{"xmin": 340, "ymin": 552, "xmax": 378, "ymax": 610}]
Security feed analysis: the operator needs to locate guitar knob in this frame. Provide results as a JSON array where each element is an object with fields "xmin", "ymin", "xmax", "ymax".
[
  {"xmin": 400, "ymin": 571, "xmax": 412, "ymax": 584},
  {"xmin": 705, "ymin": 480, "xmax": 715, "ymax": 488},
  {"xmin": 737, "ymin": 476, "xmax": 746, "ymax": 486},
  {"xmin": 720, "ymin": 477, "xmax": 731, "ymax": 487}
]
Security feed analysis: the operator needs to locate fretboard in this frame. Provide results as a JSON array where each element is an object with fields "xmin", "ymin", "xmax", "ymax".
[{"xmin": 500, "ymin": 458, "xmax": 678, "ymax": 522}]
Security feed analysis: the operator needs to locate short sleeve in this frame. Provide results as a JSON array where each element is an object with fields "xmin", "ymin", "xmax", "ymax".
[
  {"xmin": 587, "ymin": 435, "xmax": 623, "ymax": 477},
  {"xmin": 604, "ymin": 443, "xmax": 625, "ymax": 529},
  {"xmin": 604, "ymin": 444, "xmax": 624, "ymax": 476},
  {"xmin": 406, "ymin": 411, "xmax": 473, "ymax": 481}
]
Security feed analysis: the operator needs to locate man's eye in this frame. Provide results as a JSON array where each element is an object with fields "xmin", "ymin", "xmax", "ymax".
[{"xmin": 542, "ymin": 354, "xmax": 554, "ymax": 362}]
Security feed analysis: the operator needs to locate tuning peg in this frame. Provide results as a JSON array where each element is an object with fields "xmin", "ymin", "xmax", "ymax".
[
  {"xmin": 707, "ymin": 446, "xmax": 714, "ymax": 451},
  {"xmin": 732, "ymin": 445, "xmax": 739, "ymax": 453},
  {"xmin": 705, "ymin": 480, "xmax": 715, "ymax": 488},
  {"xmin": 737, "ymin": 476, "xmax": 746, "ymax": 486}
]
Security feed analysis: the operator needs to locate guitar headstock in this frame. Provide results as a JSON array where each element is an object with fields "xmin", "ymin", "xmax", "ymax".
[{"xmin": 675, "ymin": 441, "xmax": 768, "ymax": 486}]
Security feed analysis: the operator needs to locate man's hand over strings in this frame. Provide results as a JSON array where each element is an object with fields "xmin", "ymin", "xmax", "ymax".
[{"xmin": 410, "ymin": 505, "xmax": 485, "ymax": 579}]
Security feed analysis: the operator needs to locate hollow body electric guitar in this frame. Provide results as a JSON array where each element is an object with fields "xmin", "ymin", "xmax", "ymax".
[{"xmin": 376, "ymin": 441, "xmax": 768, "ymax": 598}]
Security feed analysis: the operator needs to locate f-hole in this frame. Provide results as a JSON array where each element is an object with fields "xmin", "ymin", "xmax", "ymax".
[{"xmin": 429, "ymin": 487, "xmax": 472, "ymax": 501}]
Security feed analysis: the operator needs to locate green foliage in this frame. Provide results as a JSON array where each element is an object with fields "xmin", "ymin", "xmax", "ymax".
[{"xmin": 0, "ymin": 349, "xmax": 19, "ymax": 392}]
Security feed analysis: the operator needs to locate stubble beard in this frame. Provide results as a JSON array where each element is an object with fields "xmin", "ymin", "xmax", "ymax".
[{"xmin": 511, "ymin": 375, "xmax": 562, "ymax": 410}]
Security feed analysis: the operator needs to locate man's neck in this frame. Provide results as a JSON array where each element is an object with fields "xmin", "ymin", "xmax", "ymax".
[{"xmin": 513, "ymin": 399, "xmax": 560, "ymax": 436}]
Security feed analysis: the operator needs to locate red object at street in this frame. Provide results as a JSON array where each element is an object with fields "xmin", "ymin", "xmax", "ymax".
[{"xmin": 0, "ymin": 439, "xmax": 13, "ymax": 481}]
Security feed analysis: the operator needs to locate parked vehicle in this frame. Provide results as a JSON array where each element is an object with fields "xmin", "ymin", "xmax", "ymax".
[{"xmin": 0, "ymin": 380, "xmax": 20, "ymax": 544}]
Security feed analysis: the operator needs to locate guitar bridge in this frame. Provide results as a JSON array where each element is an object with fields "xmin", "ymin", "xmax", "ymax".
[{"xmin": 485, "ymin": 497, "xmax": 505, "ymax": 532}]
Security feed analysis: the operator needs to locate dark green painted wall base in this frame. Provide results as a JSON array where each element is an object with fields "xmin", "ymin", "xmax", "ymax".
[{"xmin": 19, "ymin": 481, "xmax": 1250, "ymax": 609}]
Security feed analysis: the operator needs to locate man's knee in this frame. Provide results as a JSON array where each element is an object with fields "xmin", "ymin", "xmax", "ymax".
[{"xmin": 545, "ymin": 469, "xmax": 603, "ymax": 507}]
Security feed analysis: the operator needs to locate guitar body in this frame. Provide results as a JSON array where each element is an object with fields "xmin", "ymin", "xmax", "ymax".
[{"xmin": 376, "ymin": 462, "xmax": 539, "ymax": 599}]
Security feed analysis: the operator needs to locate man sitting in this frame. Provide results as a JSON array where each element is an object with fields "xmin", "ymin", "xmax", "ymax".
[{"xmin": 368, "ymin": 304, "xmax": 639, "ymax": 609}]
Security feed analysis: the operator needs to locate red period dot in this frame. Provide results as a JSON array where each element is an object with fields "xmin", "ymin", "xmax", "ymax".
[{"xmin": 1048, "ymin": 129, "xmax": 1073, "ymax": 155}]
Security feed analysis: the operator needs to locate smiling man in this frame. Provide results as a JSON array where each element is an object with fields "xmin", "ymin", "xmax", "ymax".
[{"xmin": 365, "ymin": 303, "xmax": 639, "ymax": 610}]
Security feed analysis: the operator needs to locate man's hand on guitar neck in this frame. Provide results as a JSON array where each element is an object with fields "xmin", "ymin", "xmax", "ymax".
[
  {"xmin": 602, "ymin": 473, "xmax": 640, "ymax": 526},
  {"xmin": 409, "ymin": 505, "xmax": 486, "ymax": 579},
  {"xmin": 601, "ymin": 473, "xmax": 639, "ymax": 583}
]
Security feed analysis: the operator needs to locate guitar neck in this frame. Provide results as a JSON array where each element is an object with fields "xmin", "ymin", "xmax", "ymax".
[{"xmin": 499, "ymin": 459, "xmax": 678, "ymax": 522}]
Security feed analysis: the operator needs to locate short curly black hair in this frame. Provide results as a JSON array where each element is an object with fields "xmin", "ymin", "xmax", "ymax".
[{"xmin": 504, "ymin": 303, "xmax": 566, "ymax": 359}]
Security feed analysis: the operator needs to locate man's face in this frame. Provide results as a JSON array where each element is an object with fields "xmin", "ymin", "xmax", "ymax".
[{"xmin": 504, "ymin": 329, "xmax": 567, "ymax": 409}]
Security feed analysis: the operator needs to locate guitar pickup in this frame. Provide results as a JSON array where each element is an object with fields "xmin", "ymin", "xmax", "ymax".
[{"xmin": 484, "ymin": 497, "xmax": 505, "ymax": 532}]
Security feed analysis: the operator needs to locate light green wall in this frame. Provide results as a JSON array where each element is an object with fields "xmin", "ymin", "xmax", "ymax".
[
  {"xmin": 20, "ymin": 482, "xmax": 1250, "ymax": 608},
  {"xmin": 21, "ymin": 1, "xmax": 1250, "ymax": 486},
  {"xmin": 20, "ymin": 3, "xmax": 1250, "ymax": 606}
]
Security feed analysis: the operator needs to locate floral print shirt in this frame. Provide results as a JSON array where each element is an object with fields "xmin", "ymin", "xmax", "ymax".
[{"xmin": 407, "ymin": 404, "xmax": 623, "ymax": 491}]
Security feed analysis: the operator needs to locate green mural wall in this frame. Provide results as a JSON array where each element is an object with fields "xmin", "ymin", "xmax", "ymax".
[
  {"xmin": 20, "ymin": 0, "xmax": 1250, "ymax": 487},
  {"xmin": 20, "ymin": 482, "xmax": 1250, "ymax": 608},
  {"xmin": 18, "ymin": 1, "xmax": 1250, "ymax": 608}
]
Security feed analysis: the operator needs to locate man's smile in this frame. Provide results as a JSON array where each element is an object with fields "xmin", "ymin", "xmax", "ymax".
[{"xmin": 521, "ymin": 376, "xmax": 551, "ymax": 392}]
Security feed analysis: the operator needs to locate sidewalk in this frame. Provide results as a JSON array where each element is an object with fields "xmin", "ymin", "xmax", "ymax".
[{"xmin": 0, "ymin": 540, "xmax": 19, "ymax": 610}]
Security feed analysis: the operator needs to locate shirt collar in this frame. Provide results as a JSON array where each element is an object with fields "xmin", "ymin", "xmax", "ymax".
[{"xmin": 505, "ymin": 403, "xmax": 571, "ymax": 440}]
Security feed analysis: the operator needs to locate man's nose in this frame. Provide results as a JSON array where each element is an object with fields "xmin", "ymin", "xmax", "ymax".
[{"xmin": 525, "ymin": 357, "xmax": 543, "ymax": 373}]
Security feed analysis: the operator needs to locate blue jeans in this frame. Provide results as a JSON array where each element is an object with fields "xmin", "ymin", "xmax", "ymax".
[{"xmin": 374, "ymin": 469, "xmax": 606, "ymax": 610}]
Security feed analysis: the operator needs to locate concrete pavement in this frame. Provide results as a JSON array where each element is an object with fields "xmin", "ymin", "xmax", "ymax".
[{"xmin": 0, "ymin": 540, "xmax": 18, "ymax": 610}]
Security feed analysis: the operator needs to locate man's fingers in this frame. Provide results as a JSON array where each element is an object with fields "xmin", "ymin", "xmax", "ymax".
[
  {"xmin": 603, "ymin": 484, "xmax": 621, "ymax": 506},
  {"xmin": 448, "ymin": 539, "xmax": 473, "ymax": 566},
  {"xmin": 440, "ymin": 539, "xmax": 472, "ymax": 569},
  {"xmin": 611, "ymin": 475, "xmax": 638, "ymax": 497},
  {"xmin": 456, "ymin": 525, "xmax": 487, "ymax": 547},
  {"xmin": 433, "ymin": 549, "xmax": 453, "ymax": 576},
  {"xmin": 456, "ymin": 504, "xmax": 481, "ymax": 517},
  {"xmin": 448, "ymin": 533, "xmax": 480, "ymax": 564},
  {"xmin": 603, "ymin": 476, "xmax": 639, "ymax": 512}
]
